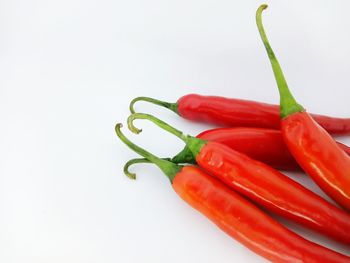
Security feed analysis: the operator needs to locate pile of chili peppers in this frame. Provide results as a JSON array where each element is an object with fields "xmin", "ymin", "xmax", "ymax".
[{"xmin": 116, "ymin": 5, "xmax": 350, "ymax": 262}]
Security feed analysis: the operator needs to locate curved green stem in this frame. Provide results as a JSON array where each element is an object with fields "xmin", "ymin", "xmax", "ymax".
[
  {"xmin": 256, "ymin": 4, "xmax": 304, "ymax": 118},
  {"xmin": 124, "ymin": 158, "xmax": 151, "ymax": 179},
  {"xmin": 115, "ymin": 123, "xmax": 182, "ymax": 182},
  {"xmin": 128, "ymin": 113, "xmax": 187, "ymax": 140},
  {"xmin": 129, "ymin": 96, "xmax": 178, "ymax": 114},
  {"xmin": 124, "ymin": 157, "xmax": 173, "ymax": 179},
  {"xmin": 127, "ymin": 113, "xmax": 207, "ymax": 158}
]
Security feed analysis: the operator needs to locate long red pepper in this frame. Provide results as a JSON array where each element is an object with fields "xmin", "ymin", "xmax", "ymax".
[
  {"xmin": 127, "ymin": 113, "xmax": 350, "ymax": 245},
  {"xmin": 116, "ymin": 124, "xmax": 350, "ymax": 262},
  {"xmin": 256, "ymin": 4, "xmax": 350, "ymax": 210},
  {"xmin": 126, "ymin": 127, "xmax": 350, "ymax": 171},
  {"xmin": 173, "ymin": 127, "xmax": 350, "ymax": 171},
  {"xmin": 123, "ymin": 127, "xmax": 350, "ymax": 172},
  {"xmin": 130, "ymin": 94, "xmax": 350, "ymax": 135}
]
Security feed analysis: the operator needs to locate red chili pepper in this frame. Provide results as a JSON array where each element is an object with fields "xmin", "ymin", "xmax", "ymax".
[
  {"xmin": 172, "ymin": 127, "xmax": 350, "ymax": 171},
  {"xmin": 116, "ymin": 124, "xmax": 350, "ymax": 262},
  {"xmin": 126, "ymin": 127, "xmax": 350, "ymax": 171},
  {"xmin": 128, "ymin": 113, "xmax": 350, "ymax": 245},
  {"xmin": 256, "ymin": 5, "xmax": 350, "ymax": 210},
  {"xmin": 129, "ymin": 95, "xmax": 350, "ymax": 135}
]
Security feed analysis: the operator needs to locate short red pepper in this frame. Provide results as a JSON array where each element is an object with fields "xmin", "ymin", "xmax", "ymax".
[
  {"xmin": 256, "ymin": 4, "xmax": 350, "ymax": 210},
  {"xmin": 116, "ymin": 123, "xmax": 350, "ymax": 262},
  {"xmin": 127, "ymin": 113, "xmax": 350, "ymax": 245}
]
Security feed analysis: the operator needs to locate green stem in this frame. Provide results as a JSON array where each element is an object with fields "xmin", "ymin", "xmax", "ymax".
[
  {"xmin": 127, "ymin": 113, "xmax": 207, "ymax": 158},
  {"xmin": 124, "ymin": 157, "xmax": 172, "ymax": 179},
  {"xmin": 128, "ymin": 113, "xmax": 186, "ymax": 139},
  {"xmin": 129, "ymin": 96, "xmax": 178, "ymax": 114},
  {"xmin": 256, "ymin": 4, "xmax": 304, "ymax": 118},
  {"xmin": 115, "ymin": 123, "xmax": 182, "ymax": 182},
  {"xmin": 124, "ymin": 158, "xmax": 151, "ymax": 179}
]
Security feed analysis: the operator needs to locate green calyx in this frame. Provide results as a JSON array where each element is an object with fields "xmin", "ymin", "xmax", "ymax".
[
  {"xmin": 256, "ymin": 4, "xmax": 304, "ymax": 118},
  {"xmin": 127, "ymin": 113, "xmax": 207, "ymax": 159},
  {"xmin": 115, "ymin": 123, "xmax": 182, "ymax": 182},
  {"xmin": 186, "ymin": 136, "xmax": 206, "ymax": 158},
  {"xmin": 129, "ymin": 96, "xmax": 179, "ymax": 114},
  {"xmin": 171, "ymin": 146, "xmax": 196, "ymax": 164}
]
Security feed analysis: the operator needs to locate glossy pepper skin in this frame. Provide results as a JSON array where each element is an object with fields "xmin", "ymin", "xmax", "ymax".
[
  {"xmin": 197, "ymin": 127, "xmax": 298, "ymax": 170},
  {"xmin": 178, "ymin": 94, "xmax": 350, "ymax": 134},
  {"xmin": 282, "ymin": 113, "xmax": 350, "ymax": 210},
  {"xmin": 128, "ymin": 113, "xmax": 350, "ymax": 245},
  {"xmin": 130, "ymin": 94, "xmax": 350, "ymax": 135},
  {"xmin": 116, "ymin": 125, "xmax": 350, "ymax": 262},
  {"xmin": 174, "ymin": 166, "xmax": 350, "ymax": 263},
  {"xmin": 196, "ymin": 141, "xmax": 350, "ymax": 244},
  {"xmin": 256, "ymin": 5, "xmax": 350, "ymax": 210},
  {"xmin": 194, "ymin": 127, "xmax": 350, "ymax": 171}
]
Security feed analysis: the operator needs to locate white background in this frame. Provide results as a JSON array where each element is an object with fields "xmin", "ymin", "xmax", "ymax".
[{"xmin": 1, "ymin": 0, "xmax": 350, "ymax": 262}]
